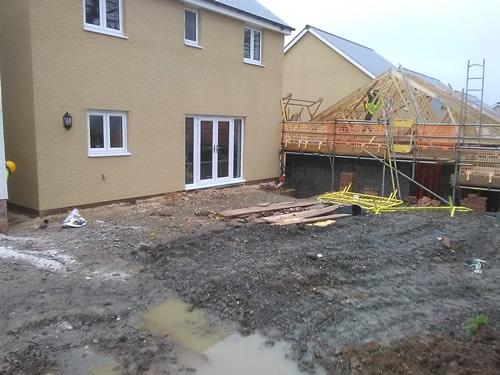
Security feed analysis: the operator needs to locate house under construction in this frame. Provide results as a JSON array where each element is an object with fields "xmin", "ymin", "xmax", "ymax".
[{"xmin": 281, "ymin": 67, "xmax": 500, "ymax": 212}]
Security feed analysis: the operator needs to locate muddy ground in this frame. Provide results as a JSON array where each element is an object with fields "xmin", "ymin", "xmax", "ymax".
[{"xmin": 1, "ymin": 185, "xmax": 499, "ymax": 374}]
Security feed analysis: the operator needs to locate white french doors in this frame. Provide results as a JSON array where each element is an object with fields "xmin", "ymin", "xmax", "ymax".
[{"xmin": 185, "ymin": 116, "xmax": 244, "ymax": 189}]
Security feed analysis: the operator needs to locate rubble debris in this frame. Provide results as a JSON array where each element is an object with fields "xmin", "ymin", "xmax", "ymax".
[
  {"xmin": 194, "ymin": 209, "xmax": 216, "ymax": 218},
  {"xmin": 259, "ymin": 181, "xmax": 284, "ymax": 191},
  {"xmin": 439, "ymin": 236, "xmax": 458, "ymax": 250},
  {"xmin": 164, "ymin": 191, "xmax": 186, "ymax": 205},
  {"xmin": 306, "ymin": 253, "xmax": 322, "ymax": 261},
  {"xmin": 38, "ymin": 218, "xmax": 49, "ymax": 230},
  {"xmin": 416, "ymin": 196, "xmax": 441, "ymax": 207},
  {"xmin": 462, "ymin": 194, "xmax": 487, "ymax": 212},
  {"xmin": 407, "ymin": 196, "xmax": 418, "ymax": 205}
]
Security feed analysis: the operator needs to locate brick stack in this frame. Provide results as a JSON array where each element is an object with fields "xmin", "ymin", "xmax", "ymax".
[
  {"xmin": 407, "ymin": 196, "xmax": 418, "ymax": 205},
  {"xmin": 416, "ymin": 196, "xmax": 441, "ymax": 207},
  {"xmin": 461, "ymin": 194, "xmax": 487, "ymax": 212}
]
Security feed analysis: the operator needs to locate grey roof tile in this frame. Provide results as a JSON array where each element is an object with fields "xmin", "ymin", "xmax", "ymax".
[
  {"xmin": 402, "ymin": 68, "xmax": 444, "ymax": 87},
  {"xmin": 307, "ymin": 25, "xmax": 394, "ymax": 77},
  {"xmin": 211, "ymin": 0, "xmax": 292, "ymax": 29}
]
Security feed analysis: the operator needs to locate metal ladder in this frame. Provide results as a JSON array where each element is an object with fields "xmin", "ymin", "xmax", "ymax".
[
  {"xmin": 453, "ymin": 59, "xmax": 486, "ymax": 203},
  {"xmin": 463, "ymin": 59, "xmax": 486, "ymax": 143}
]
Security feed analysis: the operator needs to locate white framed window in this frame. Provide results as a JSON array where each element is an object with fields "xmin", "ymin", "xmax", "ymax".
[
  {"xmin": 244, "ymin": 27, "xmax": 262, "ymax": 65},
  {"xmin": 88, "ymin": 111, "xmax": 129, "ymax": 157},
  {"xmin": 83, "ymin": 0, "xmax": 125, "ymax": 38},
  {"xmin": 184, "ymin": 9, "xmax": 200, "ymax": 47}
]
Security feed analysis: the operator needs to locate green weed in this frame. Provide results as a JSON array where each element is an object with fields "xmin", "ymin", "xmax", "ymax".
[{"xmin": 465, "ymin": 313, "xmax": 489, "ymax": 336}]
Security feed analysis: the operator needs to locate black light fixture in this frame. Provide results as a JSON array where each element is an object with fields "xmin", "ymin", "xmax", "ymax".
[{"xmin": 63, "ymin": 112, "xmax": 73, "ymax": 130}]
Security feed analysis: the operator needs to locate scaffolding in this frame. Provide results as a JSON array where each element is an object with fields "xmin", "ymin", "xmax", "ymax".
[{"xmin": 280, "ymin": 67, "xmax": 500, "ymax": 198}]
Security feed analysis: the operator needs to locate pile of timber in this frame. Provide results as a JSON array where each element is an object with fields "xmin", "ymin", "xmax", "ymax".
[
  {"xmin": 219, "ymin": 200, "xmax": 350, "ymax": 226},
  {"xmin": 461, "ymin": 194, "xmax": 487, "ymax": 212}
]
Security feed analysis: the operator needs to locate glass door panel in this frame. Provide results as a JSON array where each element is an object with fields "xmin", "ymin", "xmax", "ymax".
[
  {"xmin": 233, "ymin": 119, "xmax": 243, "ymax": 179},
  {"xmin": 217, "ymin": 121, "xmax": 230, "ymax": 178},
  {"xmin": 185, "ymin": 118, "xmax": 194, "ymax": 185},
  {"xmin": 200, "ymin": 120, "xmax": 213, "ymax": 181}
]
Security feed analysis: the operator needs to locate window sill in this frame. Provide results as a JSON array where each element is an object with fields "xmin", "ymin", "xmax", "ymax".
[
  {"xmin": 185, "ymin": 41, "xmax": 202, "ymax": 49},
  {"xmin": 243, "ymin": 59, "xmax": 265, "ymax": 67},
  {"xmin": 84, "ymin": 25, "xmax": 128, "ymax": 39},
  {"xmin": 88, "ymin": 151, "xmax": 131, "ymax": 158}
]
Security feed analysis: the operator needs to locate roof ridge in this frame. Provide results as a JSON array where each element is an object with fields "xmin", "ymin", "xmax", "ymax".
[
  {"xmin": 306, "ymin": 25, "xmax": 374, "ymax": 51},
  {"xmin": 209, "ymin": 0, "xmax": 293, "ymax": 30},
  {"xmin": 402, "ymin": 67, "xmax": 441, "ymax": 82}
]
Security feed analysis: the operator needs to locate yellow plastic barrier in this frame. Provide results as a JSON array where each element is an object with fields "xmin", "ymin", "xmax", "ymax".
[{"xmin": 318, "ymin": 185, "xmax": 472, "ymax": 217}]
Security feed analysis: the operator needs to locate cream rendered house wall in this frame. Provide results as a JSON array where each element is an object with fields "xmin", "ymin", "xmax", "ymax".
[
  {"xmin": 0, "ymin": 0, "xmax": 40, "ymax": 210},
  {"xmin": 1, "ymin": 0, "xmax": 285, "ymax": 212},
  {"xmin": 283, "ymin": 32, "xmax": 372, "ymax": 109},
  {"xmin": 0, "ymin": 77, "xmax": 8, "ymax": 233},
  {"xmin": 0, "ymin": 78, "xmax": 7, "ymax": 201}
]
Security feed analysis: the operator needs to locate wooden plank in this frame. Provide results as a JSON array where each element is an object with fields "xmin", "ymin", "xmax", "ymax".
[
  {"xmin": 261, "ymin": 205, "xmax": 339, "ymax": 223},
  {"xmin": 220, "ymin": 200, "xmax": 319, "ymax": 218},
  {"xmin": 260, "ymin": 204, "xmax": 327, "ymax": 223},
  {"xmin": 273, "ymin": 213, "xmax": 351, "ymax": 226}
]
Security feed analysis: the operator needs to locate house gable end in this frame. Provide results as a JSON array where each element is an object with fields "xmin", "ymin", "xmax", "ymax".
[{"xmin": 283, "ymin": 31, "xmax": 373, "ymax": 106}]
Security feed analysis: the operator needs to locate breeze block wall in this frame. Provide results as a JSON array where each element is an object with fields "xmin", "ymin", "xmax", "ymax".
[{"xmin": 285, "ymin": 154, "xmax": 411, "ymax": 198}]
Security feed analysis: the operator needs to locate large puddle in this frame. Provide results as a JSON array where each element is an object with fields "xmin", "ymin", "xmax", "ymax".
[
  {"xmin": 139, "ymin": 295, "xmax": 226, "ymax": 352},
  {"xmin": 139, "ymin": 295, "xmax": 315, "ymax": 374},
  {"xmin": 196, "ymin": 333, "xmax": 305, "ymax": 375}
]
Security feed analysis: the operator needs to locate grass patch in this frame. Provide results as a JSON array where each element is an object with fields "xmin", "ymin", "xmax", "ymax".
[{"xmin": 465, "ymin": 313, "xmax": 489, "ymax": 336}]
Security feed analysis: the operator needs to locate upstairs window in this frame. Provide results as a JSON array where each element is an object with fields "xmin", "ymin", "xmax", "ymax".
[
  {"xmin": 88, "ymin": 111, "xmax": 129, "ymax": 157},
  {"xmin": 244, "ymin": 27, "xmax": 262, "ymax": 65},
  {"xmin": 84, "ymin": 0, "xmax": 124, "ymax": 37},
  {"xmin": 184, "ymin": 9, "xmax": 199, "ymax": 47}
]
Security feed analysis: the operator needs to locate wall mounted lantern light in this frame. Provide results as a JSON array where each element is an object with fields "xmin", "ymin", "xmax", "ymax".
[{"xmin": 63, "ymin": 112, "xmax": 73, "ymax": 130}]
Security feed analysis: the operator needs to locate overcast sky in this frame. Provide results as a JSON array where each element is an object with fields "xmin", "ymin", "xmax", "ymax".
[{"xmin": 259, "ymin": 0, "xmax": 499, "ymax": 106}]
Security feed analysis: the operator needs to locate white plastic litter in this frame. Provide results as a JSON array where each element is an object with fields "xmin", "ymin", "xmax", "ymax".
[
  {"xmin": 63, "ymin": 209, "xmax": 87, "ymax": 228},
  {"xmin": 470, "ymin": 259, "xmax": 486, "ymax": 274}
]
